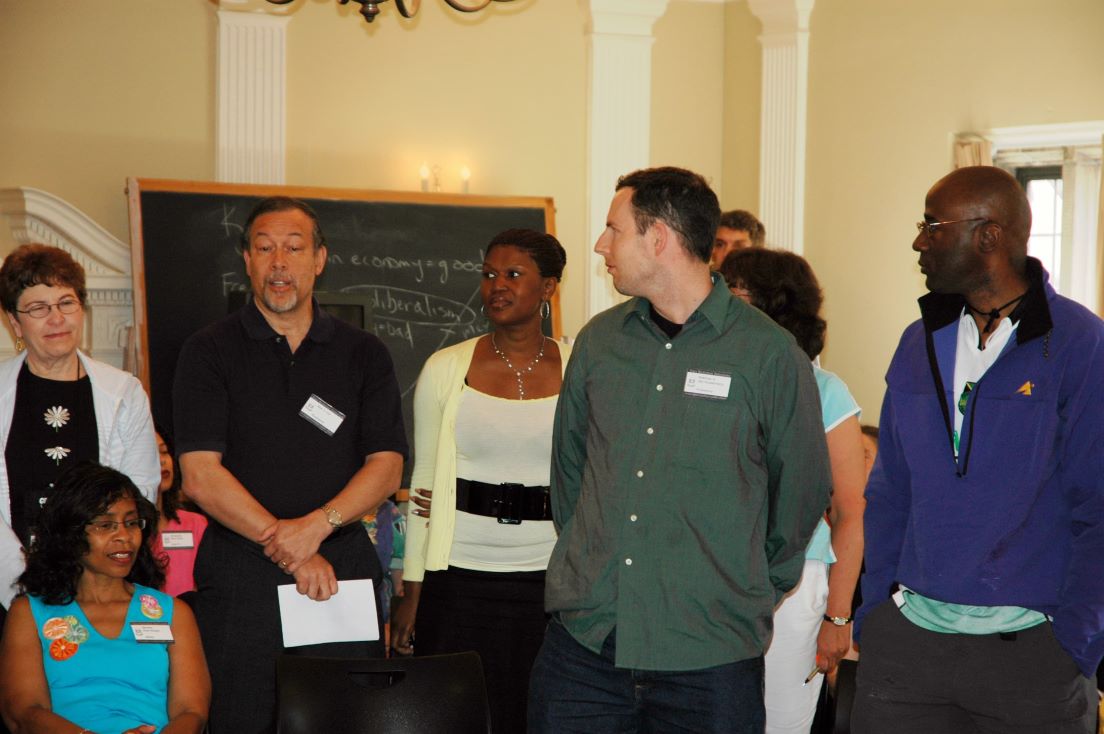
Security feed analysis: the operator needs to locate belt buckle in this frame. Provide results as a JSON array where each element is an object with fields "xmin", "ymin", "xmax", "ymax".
[{"xmin": 493, "ymin": 482, "xmax": 524, "ymax": 525}]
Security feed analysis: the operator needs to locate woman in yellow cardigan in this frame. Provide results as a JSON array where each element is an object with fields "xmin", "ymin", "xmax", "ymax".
[{"xmin": 393, "ymin": 228, "xmax": 568, "ymax": 733}]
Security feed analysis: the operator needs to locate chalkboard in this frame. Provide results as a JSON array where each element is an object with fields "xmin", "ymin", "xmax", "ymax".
[{"xmin": 127, "ymin": 178, "xmax": 558, "ymax": 481}]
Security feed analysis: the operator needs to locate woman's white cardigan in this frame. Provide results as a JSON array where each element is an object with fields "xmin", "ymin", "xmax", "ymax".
[
  {"xmin": 404, "ymin": 336, "xmax": 570, "ymax": 583},
  {"xmin": 0, "ymin": 351, "xmax": 159, "ymax": 607}
]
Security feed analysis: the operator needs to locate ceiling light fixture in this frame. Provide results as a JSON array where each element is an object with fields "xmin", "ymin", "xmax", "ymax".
[{"xmin": 265, "ymin": 0, "xmax": 514, "ymax": 24}]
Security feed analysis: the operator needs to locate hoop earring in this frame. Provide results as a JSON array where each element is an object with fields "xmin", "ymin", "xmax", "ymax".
[
  {"xmin": 14, "ymin": 337, "xmax": 24, "ymax": 353},
  {"xmin": 540, "ymin": 301, "xmax": 551, "ymax": 320},
  {"xmin": 480, "ymin": 303, "xmax": 486, "ymax": 316}
]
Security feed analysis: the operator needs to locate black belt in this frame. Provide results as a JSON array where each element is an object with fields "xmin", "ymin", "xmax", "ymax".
[{"xmin": 455, "ymin": 478, "xmax": 552, "ymax": 525}]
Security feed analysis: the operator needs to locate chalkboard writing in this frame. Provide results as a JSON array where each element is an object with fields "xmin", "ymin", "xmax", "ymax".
[{"xmin": 127, "ymin": 179, "xmax": 557, "ymax": 483}]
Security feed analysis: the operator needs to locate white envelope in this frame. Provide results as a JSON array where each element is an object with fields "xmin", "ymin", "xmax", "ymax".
[{"xmin": 277, "ymin": 579, "xmax": 380, "ymax": 648}]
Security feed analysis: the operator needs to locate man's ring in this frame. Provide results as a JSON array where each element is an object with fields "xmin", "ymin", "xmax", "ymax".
[{"xmin": 280, "ymin": 561, "xmax": 288, "ymax": 569}]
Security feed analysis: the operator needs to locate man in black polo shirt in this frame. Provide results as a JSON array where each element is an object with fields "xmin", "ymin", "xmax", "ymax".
[{"xmin": 173, "ymin": 197, "xmax": 407, "ymax": 734}]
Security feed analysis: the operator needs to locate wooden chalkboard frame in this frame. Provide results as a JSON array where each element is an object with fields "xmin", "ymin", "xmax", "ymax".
[{"xmin": 126, "ymin": 177, "xmax": 559, "ymax": 399}]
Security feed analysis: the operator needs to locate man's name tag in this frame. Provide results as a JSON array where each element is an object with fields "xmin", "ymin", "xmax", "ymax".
[
  {"xmin": 300, "ymin": 394, "xmax": 345, "ymax": 436},
  {"xmin": 161, "ymin": 531, "xmax": 194, "ymax": 550},
  {"xmin": 131, "ymin": 622, "xmax": 174, "ymax": 643},
  {"xmin": 684, "ymin": 370, "xmax": 731, "ymax": 400}
]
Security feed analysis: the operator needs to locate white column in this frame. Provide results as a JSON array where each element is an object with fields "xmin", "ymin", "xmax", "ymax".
[
  {"xmin": 747, "ymin": 0, "xmax": 814, "ymax": 253},
  {"xmin": 216, "ymin": 3, "xmax": 294, "ymax": 184},
  {"xmin": 584, "ymin": 0, "xmax": 670, "ymax": 319}
]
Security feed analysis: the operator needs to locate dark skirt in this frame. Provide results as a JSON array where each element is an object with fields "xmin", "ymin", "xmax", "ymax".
[{"xmin": 416, "ymin": 566, "xmax": 547, "ymax": 734}]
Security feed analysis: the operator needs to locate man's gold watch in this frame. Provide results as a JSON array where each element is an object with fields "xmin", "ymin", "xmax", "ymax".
[{"xmin": 321, "ymin": 504, "xmax": 343, "ymax": 529}]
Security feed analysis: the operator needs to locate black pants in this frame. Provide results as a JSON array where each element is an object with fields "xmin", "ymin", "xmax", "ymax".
[
  {"xmin": 194, "ymin": 524, "xmax": 384, "ymax": 734},
  {"xmin": 853, "ymin": 600, "xmax": 1096, "ymax": 734},
  {"xmin": 416, "ymin": 566, "xmax": 546, "ymax": 734}
]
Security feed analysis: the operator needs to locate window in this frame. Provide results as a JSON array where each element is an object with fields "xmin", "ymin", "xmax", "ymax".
[
  {"xmin": 984, "ymin": 122, "xmax": 1103, "ymax": 314},
  {"xmin": 1016, "ymin": 165, "xmax": 1063, "ymax": 286}
]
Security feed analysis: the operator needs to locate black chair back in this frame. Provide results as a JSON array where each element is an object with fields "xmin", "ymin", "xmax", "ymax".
[{"xmin": 276, "ymin": 652, "xmax": 491, "ymax": 734}]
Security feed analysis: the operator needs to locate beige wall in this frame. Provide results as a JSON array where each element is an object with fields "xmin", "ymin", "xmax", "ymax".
[
  {"xmin": 284, "ymin": 0, "xmax": 590, "ymax": 333},
  {"xmin": 720, "ymin": 1, "xmax": 761, "ymax": 214},
  {"xmin": 0, "ymin": 0, "xmax": 215, "ymax": 251},
  {"xmin": 804, "ymin": 0, "xmax": 1104, "ymax": 421},
  {"xmin": 8, "ymin": 0, "xmax": 1098, "ymax": 417},
  {"xmin": 651, "ymin": 1, "xmax": 726, "ymax": 194},
  {"xmin": 0, "ymin": 1, "xmax": 729, "ymax": 340}
]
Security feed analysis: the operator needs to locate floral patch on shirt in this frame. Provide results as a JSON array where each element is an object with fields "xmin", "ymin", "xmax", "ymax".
[
  {"xmin": 41, "ymin": 615, "xmax": 89, "ymax": 660},
  {"xmin": 139, "ymin": 594, "xmax": 163, "ymax": 620}
]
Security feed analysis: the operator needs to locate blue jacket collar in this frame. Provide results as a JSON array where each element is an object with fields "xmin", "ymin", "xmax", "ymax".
[{"xmin": 917, "ymin": 257, "xmax": 1054, "ymax": 345}]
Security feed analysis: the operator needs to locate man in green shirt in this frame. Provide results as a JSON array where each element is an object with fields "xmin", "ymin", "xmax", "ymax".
[{"xmin": 529, "ymin": 167, "xmax": 831, "ymax": 733}]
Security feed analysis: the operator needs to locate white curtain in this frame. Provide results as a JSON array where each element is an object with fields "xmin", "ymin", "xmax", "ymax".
[
  {"xmin": 954, "ymin": 136, "xmax": 993, "ymax": 168},
  {"xmin": 1097, "ymin": 137, "xmax": 1104, "ymax": 316},
  {"xmin": 1063, "ymin": 147, "xmax": 1101, "ymax": 315}
]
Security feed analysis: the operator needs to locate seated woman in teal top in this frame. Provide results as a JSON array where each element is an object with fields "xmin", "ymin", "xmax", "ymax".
[{"xmin": 0, "ymin": 462, "xmax": 209, "ymax": 734}]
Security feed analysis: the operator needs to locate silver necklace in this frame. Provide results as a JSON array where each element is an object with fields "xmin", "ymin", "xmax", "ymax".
[{"xmin": 491, "ymin": 332, "xmax": 547, "ymax": 400}]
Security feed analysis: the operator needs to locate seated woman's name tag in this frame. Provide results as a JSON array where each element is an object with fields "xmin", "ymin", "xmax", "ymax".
[{"xmin": 131, "ymin": 623, "xmax": 174, "ymax": 643}]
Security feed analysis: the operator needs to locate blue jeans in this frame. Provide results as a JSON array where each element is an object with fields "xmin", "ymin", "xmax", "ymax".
[{"xmin": 528, "ymin": 618, "xmax": 765, "ymax": 733}]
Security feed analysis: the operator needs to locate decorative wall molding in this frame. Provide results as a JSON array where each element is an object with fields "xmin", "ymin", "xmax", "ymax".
[
  {"xmin": 0, "ymin": 188, "xmax": 135, "ymax": 368},
  {"xmin": 583, "ymin": 0, "xmax": 671, "ymax": 319},
  {"xmin": 747, "ymin": 0, "xmax": 814, "ymax": 253},
  {"xmin": 985, "ymin": 120, "xmax": 1104, "ymax": 155},
  {"xmin": 216, "ymin": 5, "xmax": 290, "ymax": 184}
]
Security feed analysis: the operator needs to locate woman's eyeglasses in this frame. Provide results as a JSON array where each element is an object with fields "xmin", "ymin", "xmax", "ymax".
[
  {"xmin": 86, "ymin": 518, "xmax": 147, "ymax": 534},
  {"xmin": 16, "ymin": 298, "xmax": 83, "ymax": 319}
]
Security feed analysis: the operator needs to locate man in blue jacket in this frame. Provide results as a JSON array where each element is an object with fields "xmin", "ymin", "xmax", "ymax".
[{"xmin": 853, "ymin": 165, "xmax": 1104, "ymax": 733}]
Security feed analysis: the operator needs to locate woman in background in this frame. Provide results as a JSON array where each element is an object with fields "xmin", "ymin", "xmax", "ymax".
[
  {"xmin": 721, "ymin": 249, "xmax": 866, "ymax": 734},
  {"xmin": 393, "ymin": 228, "xmax": 568, "ymax": 733},
  {"xmin": 0, "ymin": 244, "xmax": 158, "ymax": 625},
  {"xmin": 150, "ymin": 428, "xmax": 207, "ymax": 597},
  {"xmin": 0, "ymin": 461, "xmax": 209, "ymax": 733}
]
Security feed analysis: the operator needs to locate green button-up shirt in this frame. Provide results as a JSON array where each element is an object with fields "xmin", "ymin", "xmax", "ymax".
[{"xmin": 545, "ymin": 276, "xmax": 831, "ymax": 670}]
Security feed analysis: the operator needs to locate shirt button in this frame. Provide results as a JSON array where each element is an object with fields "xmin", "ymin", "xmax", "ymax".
[
  {"xmin": 625, "ymin": 558, "xmax": 633, "ymax": 566},
  {"xmin": 630, "ymin": 514, "xmax": 638, "ymax": 522},
  {"xmin": 646, "ymin": 427, "xmax": 654, "ymax": 435},
  {"xmin": 656, "ymin": 384, "xmax": 663, "ymax": 391},
  {"xmin": 275, "ymin": 336, "xmax": 283, "ymax": 343},
  {"xmin": 665, "ymin": 343, "xmax": 672, "ymax": 350},
  {"xmin": 636, "ymin": 470, "xmax": 644, "ymax": 478}
]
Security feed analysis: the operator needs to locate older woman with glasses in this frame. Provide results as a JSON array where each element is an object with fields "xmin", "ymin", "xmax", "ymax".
[
  {"xmin": 0, "ymin": 462, "xmax": 209, "ymax": 733},
  {"xmin": 0, "ymin": 244, "xmax": 159, "ymax": 627}
]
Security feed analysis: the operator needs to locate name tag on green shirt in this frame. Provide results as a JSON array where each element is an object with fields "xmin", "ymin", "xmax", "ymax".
[{"xmin": 684, "ymin": 370, "xmax": 731, "ymax": 400}]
